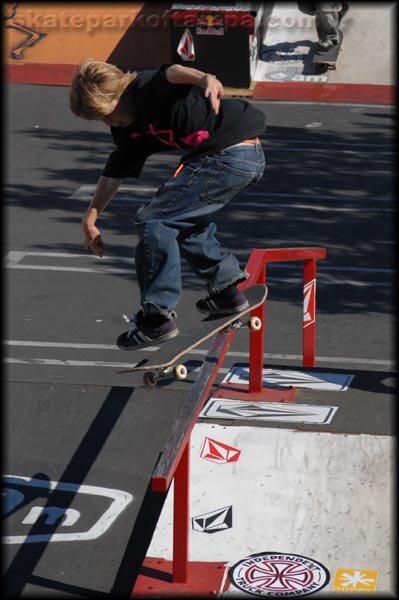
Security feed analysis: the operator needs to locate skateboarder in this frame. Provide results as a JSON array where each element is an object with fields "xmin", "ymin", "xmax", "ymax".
[
  {"xmin": 298, "ymin": 2, "xmax": 349, "ymax": 52},
  {"xmin": 69, "ymin": 60, "xmax": 266, "ymax": 350}
]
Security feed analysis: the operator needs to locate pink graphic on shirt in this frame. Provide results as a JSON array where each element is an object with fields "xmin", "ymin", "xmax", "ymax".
[
  {"xmin": 130, "ymin": 124, "xmax": 209, "ymax": 149},
  {"xmin": 180, "ymin": 130, "xmax": 210, "ymax": 147}
]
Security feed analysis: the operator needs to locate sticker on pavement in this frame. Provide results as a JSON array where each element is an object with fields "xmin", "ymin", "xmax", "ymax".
[
  {"xmin": 192, "ymin": 505, "xmax": 232, "ymax": 534},
  {"xmin": 200, "ymin": 399, "xmax": 338, "ymax": 424},
  {"xmin": 333, "ymin": 568, "xmax": 379, "ymax": 593},
  {"xmin": 2, "ymin": 475, "xmax": 133, "ymax": 543},
  {"xmin": 222, "ymin": 367, "xmax": 354, "ymax": 391},
  {"xmin": 229, "ymin": 552, "xmax": 330, "ymax": 597},
  {"xmin": 199, "ymin": 437, "xmax": 241, "ymax": 463}
]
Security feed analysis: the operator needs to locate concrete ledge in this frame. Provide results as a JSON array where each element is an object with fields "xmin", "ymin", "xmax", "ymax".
[
  {"xmin": 252, "ymin": 81, "xmax": 396, "ymax": 105},
  {"xmin": 5, "ymin": 63, "xmax": 76, "ymax": 86}
]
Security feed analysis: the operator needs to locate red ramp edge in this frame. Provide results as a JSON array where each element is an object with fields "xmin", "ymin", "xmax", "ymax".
[
  {"xmin": 252, "ymin": 81, "xmax": 395, "ymax": 105},
  {"xmin": 131, "ymin": 557, "xmax": 229, "ymax": 597},
  {"xmin": 5, "ymin": 63, "xmax": 77, "ymax": 86}
]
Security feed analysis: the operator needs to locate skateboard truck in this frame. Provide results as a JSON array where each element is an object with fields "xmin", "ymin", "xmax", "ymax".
[
  {"xmin": 143, "ymin": 364, "xmax": 188, "ymax": 388},
  {"xmin": 141, "ymin": 314, "xmax": 262, "ymax": 387}
]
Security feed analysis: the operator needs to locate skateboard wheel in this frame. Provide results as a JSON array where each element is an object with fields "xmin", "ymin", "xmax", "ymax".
[
  {"xmin": 173, "ymin": 364, "xmax": 188, "ymax": 381},
  {"xmin": 143, "ymin": 371, "xmax": 158, "ymax": 387},
  {"xmin": 249, "ymin": 316, "xmax": 262, "ymax": 331}
]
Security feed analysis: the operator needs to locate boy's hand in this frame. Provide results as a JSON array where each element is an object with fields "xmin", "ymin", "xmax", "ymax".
[
  {"xmin": 83, "ymin": 220, "xmax": 105, "ymax": 257},
  {"xmin": 202, "ymin": 74, "xmax": 224, "ymax": 115}
]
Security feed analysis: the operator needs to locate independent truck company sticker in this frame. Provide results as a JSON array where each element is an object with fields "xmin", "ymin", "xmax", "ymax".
[{"xmin": 229, "ymin": 552, "xmax": 330, "ymax": 597}]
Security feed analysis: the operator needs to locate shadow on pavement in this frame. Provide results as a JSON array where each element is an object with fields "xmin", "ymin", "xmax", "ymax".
[
  {"xmin": 3, "ymin": 386, "xmax": 135, "ymax": 597},
  {"xmin": 5, "ymin": 109, "xmax": 395, "ymax": 319}
]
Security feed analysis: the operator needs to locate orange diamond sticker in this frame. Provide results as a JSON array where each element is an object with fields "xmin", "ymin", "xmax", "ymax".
[{"xmin": 333, "ymin": 568, "xmax": 379, "ymax": 593}]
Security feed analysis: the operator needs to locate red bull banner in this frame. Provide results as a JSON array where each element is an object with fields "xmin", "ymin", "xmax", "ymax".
[{"xmin": 171, "ymin": 9, "xmax": 256, "ymax": 34}]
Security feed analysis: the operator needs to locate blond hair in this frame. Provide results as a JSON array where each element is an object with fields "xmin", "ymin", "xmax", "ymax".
[{"xmin": 69, "ymin": 59, "xmax": 137, "ymax": 120}]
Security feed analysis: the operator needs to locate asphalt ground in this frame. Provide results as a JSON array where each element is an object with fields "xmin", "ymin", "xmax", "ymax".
[{"xmin": 3, "ymin": 84, "xmax": 396, "ymax": 596}]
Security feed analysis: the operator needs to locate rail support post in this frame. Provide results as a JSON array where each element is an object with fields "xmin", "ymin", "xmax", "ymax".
[
  {"xmin": 172, "ymin": 442, "xmax": 190, "ymax": 583},
  {"xmin": 132, "ymin": 334, "xmax": 233, "ymax": 598},
  {"xmin": 214, "ymin": 247, "xmax": 326, "ymax": 403},
  {"xmin": 303, "ymin": 258, "xmax": 317, "ymax": 367}
]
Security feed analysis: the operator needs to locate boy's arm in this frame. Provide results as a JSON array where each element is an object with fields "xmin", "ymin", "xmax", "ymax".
[
  {"xmin": 164, "ymin": 64, "xmax": 224, "ymax": 114},
  {"xmin": 82, "ymin": 175, "xmax": 122, "ymax": 256}
]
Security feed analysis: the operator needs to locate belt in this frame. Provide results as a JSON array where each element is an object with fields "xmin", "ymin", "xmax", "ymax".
[
  {"xmin": 242, "ymin": 137, "xmax": 260, "ymax": 144},
  {"xmin": 173, "ymin": 137, "xmax": 260, "ymax": 177},
  {"xmin": 228, "ymin": 137, "xmax": 260, "ymax": 149}
]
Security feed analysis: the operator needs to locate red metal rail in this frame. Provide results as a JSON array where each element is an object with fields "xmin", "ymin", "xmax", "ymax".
[
  {"xmin": 239, "ymin": 247, "xmax": 327, "ymax": 393},
  {"xmin": 144, "ymin": 246, "xmax": 326, "ymax": 589}
]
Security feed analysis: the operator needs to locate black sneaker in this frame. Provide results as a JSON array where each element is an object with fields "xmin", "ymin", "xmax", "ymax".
[
  {"xmin": 196, "ymin": 285, "xmax": 249, "ymax": 315},
  {"xmin": 117, "ymin": 310, "xmax": 179, "ymax": 350}
]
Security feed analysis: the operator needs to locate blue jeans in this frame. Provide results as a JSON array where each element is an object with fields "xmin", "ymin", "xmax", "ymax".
[{"xmin": 134, "ymin": 140, "xmax": 265, "ymax": 316}]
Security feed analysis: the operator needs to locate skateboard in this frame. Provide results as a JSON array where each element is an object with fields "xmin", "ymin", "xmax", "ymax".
[
  {"xmin": 313, "ymin": 30, "xmax": 343, "ymax": 70},
  {"xmin": 121, "ymin": 284, "xmax": 267, "ymax": 387}
]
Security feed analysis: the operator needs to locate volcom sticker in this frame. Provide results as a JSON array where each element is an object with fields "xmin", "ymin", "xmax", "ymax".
[
  {"xmin": 192, "ymin": 506, "xmax": 232, "ymax": 534},
  {"xmin": 199, "ymin": 437, "xmax": 241, "ymax": 463}
]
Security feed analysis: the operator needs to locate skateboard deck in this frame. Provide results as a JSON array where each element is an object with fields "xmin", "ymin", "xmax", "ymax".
[
  {"xmin": 121, "ymin": 284, "xmax": 267, "ymax": 386},
  {"xmin": 313, "ymin": 30, "xmax": 343, "ymax": 69}
]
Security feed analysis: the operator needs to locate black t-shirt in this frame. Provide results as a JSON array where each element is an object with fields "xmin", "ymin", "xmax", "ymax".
[{"xmin": 103, "ymin": 66, "xmax": 266, "ymax": 179}]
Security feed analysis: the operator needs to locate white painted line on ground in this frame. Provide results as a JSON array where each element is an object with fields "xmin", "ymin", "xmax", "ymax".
[
  {"xmin": 7, "ymin": 265, "xmax": 392, "ymax": 285},
  {"xmin": 8, "ymin": 265, "xmax": 393, "ymax": 285},
  {"xmin": 6, "ymin": 340, "xmax": 123, "ymax": 350},
  {"xmin": 5, "ymin": 251, "xmax": 393, "ymax": 274},
  {"xmin": 266, "ymin": 276, "xmax": 392, "ymax": 287},
  {"xmin": 271, "ymin": 148, "xmax": 393, "ymax": 156},
  {"xmin": 3, "ymin": 357, "xmax": 232, "ymax": 373},
  {"xmin": 4, "ymin": 252, "xmax": 393, "ymax": 286},
  {"xmin": 254, "ymin": 99, "xmax": 395, "ymax": 109},
  {"xmin": 245, "ymin": 191, "xmax": 392, "ymax": 202},
  {"xmin": 263, "ymin": 138, "xmax": 394, "ymax": 149},
  {"xmin": 70, "ymin": 185, "xmax": 392, "ymax": 205},
  {"xmin": 70, "ymin": 185, "xmax": 157, "ymax": 199},
  {"xmin": 4, "ymin": 357, "xmax": 146, "ymax": 369},
  {"xmin": 278, "ymin": 264, "xmax": 393, "ymax": 274},
  {"xmin": 4, "ymin": 341, "xmax": 394, "ymax": 367},
  {"xmin": 4, "ymin": 251, "xmax": 133, "ymax": 260},
  {"xmin": 3, "ymin": 251, "xmax": 191, "ymax": 276},
  {"xmin": 9, "ymin": 265, "xmax": 133, "ymax": 274},
  {"xmin": 242, "ymin": 201, "xmax": 393, "ymax": 213}
]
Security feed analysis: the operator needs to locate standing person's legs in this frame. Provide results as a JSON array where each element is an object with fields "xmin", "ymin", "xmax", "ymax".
[{"xmin": 315, "ymin": 2, "xmax": 342, "ymax": 46}]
